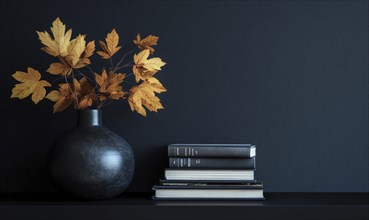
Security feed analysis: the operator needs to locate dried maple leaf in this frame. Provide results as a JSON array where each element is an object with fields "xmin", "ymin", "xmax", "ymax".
[
  {"xmin": 38, "ymin": 18, "xmax": 91, "ymax": 76},
  {"xmin": 46, "ymin": 35, "xmax": 87, "ymax": 76},
  {"xmin": 97, "ymin": 29, "xmax": 121, "ymax": 59},
  {"xmin": 80, "ymin": 41, "xmax": 95, "ymax": 65},
  {"xmin": 74, "ymin": 77, "xmax": 96, "ymax": 110},
  {"xmin": 47, "ymin": 62, "xmax": 72, "ymax": 76},
  {"xmin": 46, "ymin": 77, "xmax": 96, "ymax": 112},
  {"xmin": 133, "ymin": 34, "xmax": 159, "ymax": 53},
  {"xmin": 145, "ymin": 77, "xmax": 167, "ymax": 93},
  {"xmin": 95, "ymin": 70, "xmax": 125, "ymax": 101},
  {"xmin": 65, "ymin": 35, "xmax": 86, "ymax": 67},
  {"xmin": 11, "ymin": 67, "xmax": 51, "ymax": 104},
  {"xmin": 128, "ymin": 77, "xmax": 166, "ymax": 116},
  {"xmin": 132, "ymin": 49, "xmax": 166, "ymax": 82},
  {"xmin": 46, "ymin": 83, "xmax": 74, "ymax": 113},
  {"xmin": 132, "ymin": 66, "xmax": 154, "ymax": 82},
  {"xmin": 37, "ymin": 17, "xmax": 72, "ymax": 57}
]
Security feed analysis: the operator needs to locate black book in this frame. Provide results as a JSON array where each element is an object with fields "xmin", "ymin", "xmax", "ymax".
[
  {"xmin": 152, "ymin": 182, "xmax": 264, "ymax": 200},
  {"xmin": 159, "ymin": 179, "xmax": 261, "ymax": 186},
  {"xmin": 169, "ymin": 157, "xmax": 256, "ymax": 169},
  {"xmin": 167, "ymin": 144, "xmax": 256, "ymax": 158}
]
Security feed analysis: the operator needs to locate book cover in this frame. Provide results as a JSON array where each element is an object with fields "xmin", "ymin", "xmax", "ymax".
[
  {"xmin": 169, "ymin": 157, "xmax": 256, "ymax": 169},
  {"xmin": 153, "ymin": 182, "xmax": 263, "ymax": 189},
  {"xmin": 168, "ymin": 144, "xmax": 256, "ymax": 158},
  {"xmin": 159, "ymin": 179, "xmax": 260, "ymax": 185}
]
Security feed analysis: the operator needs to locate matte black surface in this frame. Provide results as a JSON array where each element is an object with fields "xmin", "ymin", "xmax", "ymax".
[
  {"xmin": 49, "ymin": 110, "xmax": 135, "ymax": 199},
  {"xmin": 0, "ymin": 193, "xmax": 368, "ymax": 220},
  {"xmin": 0, "ymin": 0, "xmax": 368, "ymax": 193}
]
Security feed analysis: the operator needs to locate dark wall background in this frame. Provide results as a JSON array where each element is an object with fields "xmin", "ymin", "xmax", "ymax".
[{"xmin": 0, "ymin": 0, "xmax": 367, "ymax": 192}]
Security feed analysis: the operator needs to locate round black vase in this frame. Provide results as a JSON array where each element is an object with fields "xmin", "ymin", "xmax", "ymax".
[{"xmin": 49, "ymin": 109, "xmax": 135, "ymax": 200}]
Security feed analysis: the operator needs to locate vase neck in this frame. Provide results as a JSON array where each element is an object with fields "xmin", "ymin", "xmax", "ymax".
[{"xmin": 77, "ymin": 110, "xmax": 102, "ymax": 126}]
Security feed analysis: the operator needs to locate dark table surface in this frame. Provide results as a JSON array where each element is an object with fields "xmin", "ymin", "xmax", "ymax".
[{"xmin": 0, "ymin": 193, "xmax": 368, "ymax": 220}]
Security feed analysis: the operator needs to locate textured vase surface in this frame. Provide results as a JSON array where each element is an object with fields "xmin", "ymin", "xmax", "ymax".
[{"xmin": 49, "ymin": 109, "xmax": 135, "ymax": 200}]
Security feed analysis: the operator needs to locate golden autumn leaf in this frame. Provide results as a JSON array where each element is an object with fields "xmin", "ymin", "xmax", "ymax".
[
  {"xmin": 47, "ymin": 62, "xmax": 72, "ymax": 76},
  {"xmin": 132, "ymin": 66, "xmax": 154, "ymax": 82},
  {"xmin": 133, "ymin": 33, "xmax": 159, "ymax": 53},
  {"xmin": 132, "ymin": 49, "xmax": 166, "ymax": 82},
  {"xmin": 46, "ymin": 77, "xmax": 96, "ymax": 112},
  {"xmin": 97, "ymin": 29, "xmax": 121, "ymax": 59},
  {"xmin": 94, "ymin": 69, "xmax": 108, "ymax": 86},
  {"xmin": 46, "ymin": 83, "xmax": 74, "ymax": 113},
  {"xmin": 97, "ymin": 42, "xmax": 110, "ymax": 59},
  {"xmin": 128, "ymin": 77, "xmax": 166, "ymax": 116},
  {"xmin": 145, "ymin": 77, "xmax": 167, "ymax": 93},
  {"xmin": 38, "ymin": 18, "xmax": 91, "ymax": 75},
  {"xmin": 65, "ymin": 34, "xmax": 86, "ymax": 67},
  {"xmin": 80, "ymin": 40, "xmax": 95, "ymax": 65},
  {"xmin": 74, "ymin": 77, "xmax": 96, "ymax": 110},
  {"xmin": 95, "ymin": 70, "xmax": 125, "ymax": 101},
  {"xmin": 37, "ymin": 17, "xmax": 72, "ymax": 57},
  {"xmin": 11, "ymin": 67, "xmax": 51, "ymax": 104},
  {"xmin": 134, "ymin": 48, "xmax": 150, "ymax": 64},
  {"xmin": 12, "ymin": 18, "xmax": 168, "ymax": 115}
]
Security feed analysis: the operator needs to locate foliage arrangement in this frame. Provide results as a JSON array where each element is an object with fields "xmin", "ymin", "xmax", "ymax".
[{"xmin": 10, "ymin": 18, "xmax": 167, "ymax": 116}]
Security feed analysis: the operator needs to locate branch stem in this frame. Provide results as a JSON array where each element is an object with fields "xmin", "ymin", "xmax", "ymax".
[
  {"xmin": 65, "ymin": 71, "xmax": 79, "ymax": 107},
  {"xmin": 113, "ymin": 49, "xmax": 136, "ymax": 72}
]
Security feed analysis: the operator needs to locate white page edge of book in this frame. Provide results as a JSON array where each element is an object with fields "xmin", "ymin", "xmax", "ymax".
[{"xmin": 155, "ymin": 189, "xmax": 264, "ymax": 198}]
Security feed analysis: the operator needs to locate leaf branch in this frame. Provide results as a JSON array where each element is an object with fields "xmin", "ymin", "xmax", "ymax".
[
  {"xmin": 65, "ymin": 72, "xmax": 79, "ymax": 107},
  {"xmin": 113, "ymin": 49, "xmax": 136, "ymax": 72}
]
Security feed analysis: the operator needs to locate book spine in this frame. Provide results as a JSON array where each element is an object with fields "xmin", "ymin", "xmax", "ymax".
[
  {"xmin": 168, "ymin": 145, "xmax": 254, "ymax": 158},
  {"xmin": 169, "ymin": 158, "xmax": 256, "ymax": 169}
]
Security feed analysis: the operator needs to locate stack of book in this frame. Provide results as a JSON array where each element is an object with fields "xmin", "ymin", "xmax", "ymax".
[{"xmin": 152, "ymin": 144, "xmax": 264, "ymax": 200}]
